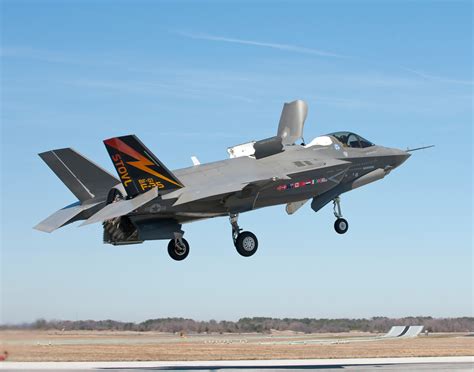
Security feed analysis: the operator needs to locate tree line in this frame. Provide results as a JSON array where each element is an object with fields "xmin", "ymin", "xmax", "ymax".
[{"xmin": 2, "ymin": 317, "xmax": 473, "ymax": 333}]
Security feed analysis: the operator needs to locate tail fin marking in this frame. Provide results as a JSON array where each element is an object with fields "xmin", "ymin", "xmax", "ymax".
[{"xmin": 104, "ymin": 135, "xmax": 183, "ymax": 196}]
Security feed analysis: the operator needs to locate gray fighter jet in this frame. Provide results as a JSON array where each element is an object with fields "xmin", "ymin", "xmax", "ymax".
[{"xmin": 35, "ymin": 100, "xmax": 430, "ymax": 261}]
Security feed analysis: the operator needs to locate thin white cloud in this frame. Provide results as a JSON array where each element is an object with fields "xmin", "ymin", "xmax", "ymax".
[
  {"xmin": 177, "ymin": 31, "xmax": 344, "ymax": 58},
  {"xmin": 0, "ymin": 46, "xmax": 118, "ymax": 66},
  {"xmin": 68, "ymin": 78, "xmax": 256, "ymax": 103},
  {"xmin": 403, "ymin": 68, "xmax": 473, "ymax": 86}
]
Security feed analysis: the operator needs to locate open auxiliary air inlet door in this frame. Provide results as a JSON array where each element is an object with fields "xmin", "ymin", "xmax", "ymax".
[
  {"xmin": 227, "ymin": 100, "xmax": 308, "ymax": 159},
  {"xmin": 277, "ymin": 99, "xmax": 308, "ymax": 145}
]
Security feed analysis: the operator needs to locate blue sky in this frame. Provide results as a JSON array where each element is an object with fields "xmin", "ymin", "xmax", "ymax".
[{"xmin": 1, "ymin": 1, "xmax": 472, "ymax": 324}]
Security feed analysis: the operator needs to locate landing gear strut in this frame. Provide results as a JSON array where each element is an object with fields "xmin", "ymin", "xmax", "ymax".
[
  {"xmin": 230, "ymin": 214, "xmax": 258, "ymax": 257},
  {"xmin": 103, "ymin": 188, "xmax": 141, "ymax": 245},
  {"xmin": 333, "ymin": 196, "xmax": 349, "ymax": 234},
  {"xmin": 167, "ymin": 232, "xmax": 190, "ymax": 261}
]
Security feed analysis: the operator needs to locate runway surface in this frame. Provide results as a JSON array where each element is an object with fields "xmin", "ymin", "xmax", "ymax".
[{"xmin": 1, "ymin": 356, "xmax": 473, "ymax": 371}]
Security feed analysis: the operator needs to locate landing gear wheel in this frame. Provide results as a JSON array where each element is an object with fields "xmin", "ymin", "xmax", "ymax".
[
  {"xmin": 235, "ymin": 231, "xmax": 258, "ymax": 257},
  {"xmin": 167, "ymin": 238, "xmax": 190, "ymax": 261},
  {"xmin": 334, "ymin": 218, "xmax": 349, "ymax": 234}
]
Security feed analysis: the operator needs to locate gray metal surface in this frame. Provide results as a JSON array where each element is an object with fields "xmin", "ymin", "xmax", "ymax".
[
  {"xmin": 277, "ymin": 100, "xmax": 308, "ymax": 145},
  {"xmin": 81, "ymin": 187, "xmax": 158, "ymax": 225},
  {"xmin": 39, "ymin": 148, "xmax": 119, "ymax": 202},
  {"xmin": 34, "ymin": 201, "xmax": 104, "ymax": 233},
  {"xmin": 36, "ymin": 100, "xmax": 418, "ymax": 249}
]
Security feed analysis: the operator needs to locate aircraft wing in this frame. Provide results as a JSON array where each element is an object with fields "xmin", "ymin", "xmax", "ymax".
[
  {"xmin": 161, "ymin": 172, "xmax": 292, "ymax": 206},
  {"xmin": 80, "ymin": 187, "xmax": 159, "ymax": 226},
  {"xmin": 161, "ymin": 182, "xmax": 251, "ymax": 206},
  {"xmin": 162, "ymin": 158, "xmax": 349, "ymax": 207},
  {"xmin": 34, "ymin": 201, "xmax": 104, "ymax": 233}
]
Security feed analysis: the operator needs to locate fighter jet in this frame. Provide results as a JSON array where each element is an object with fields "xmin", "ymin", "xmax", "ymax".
[{"xmin": 35, "ymin": 100, "xmax": 430, "ymax": 261}]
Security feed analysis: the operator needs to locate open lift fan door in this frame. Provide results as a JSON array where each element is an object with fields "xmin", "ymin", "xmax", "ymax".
[{"xmin": 277, "ymin": 100, "xmax": 308, "ymax": 145}]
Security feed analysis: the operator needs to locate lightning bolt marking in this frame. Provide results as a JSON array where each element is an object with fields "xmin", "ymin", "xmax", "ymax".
[
  {"xmin": 127, "ymin": 157, "xmax": 182, "ymax": 187},
  {"xmin": 104, "ymin": 137, "xmax": 183, "ymax": 187}
]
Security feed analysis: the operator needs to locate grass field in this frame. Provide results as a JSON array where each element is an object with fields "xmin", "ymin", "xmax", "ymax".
[{"xmin": 1, "ymin": 330, "xmax": 472, "ymax": 361}]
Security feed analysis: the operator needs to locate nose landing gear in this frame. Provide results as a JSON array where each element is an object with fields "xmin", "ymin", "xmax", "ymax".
[
  {"xmin": 230, "ymin": 214, "xmax": 258, "ymax": 257},
  {"xmin": 333, "ymin": 196, "xmax": 349, "ymax": 234}
]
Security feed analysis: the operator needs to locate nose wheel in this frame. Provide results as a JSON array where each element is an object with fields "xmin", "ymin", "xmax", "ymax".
[
  {"xmin": 333, "ymin": 197, "xmax": 349, "ymax": 234},
  {"xmin": 230, "ymin": 214, "xmax": 258, "ymax": 257}
]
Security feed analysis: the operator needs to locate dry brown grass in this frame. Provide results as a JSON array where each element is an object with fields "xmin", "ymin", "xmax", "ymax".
[{"xmin": 1, "ymin": 330, "xmax": 472, "ymax": 362}]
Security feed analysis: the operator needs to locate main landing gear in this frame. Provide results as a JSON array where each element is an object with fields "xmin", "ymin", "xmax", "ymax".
[
  {"xmin": 230, "ymin": 214, "xmax": 258, "ymax": 257},
  {"xmin": 166, "ymin": 214, "xmax": 259, "ymax": 261},
  {"xmin": 167, "ymin": 232, "xmax": 190, "ymax": 261},
  {"xmin": 333, "ymin": 196, "xmax": 349, "ymax": 234}
]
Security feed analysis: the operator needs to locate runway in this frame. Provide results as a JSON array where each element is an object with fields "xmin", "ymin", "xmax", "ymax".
[{"xmin": 1, "ymin": 356, "xmax": 473, "ymax": 371}]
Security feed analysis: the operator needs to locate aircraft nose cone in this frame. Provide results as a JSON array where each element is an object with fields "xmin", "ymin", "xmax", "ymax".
[{"xmin": 394, "ymin": 150, "xmax": 411, "ymax": 168}]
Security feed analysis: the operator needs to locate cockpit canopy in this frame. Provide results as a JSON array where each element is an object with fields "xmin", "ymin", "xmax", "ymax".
[{"xmin": 328, "ymin": 131, "xmax": 374, "ymax": 148}]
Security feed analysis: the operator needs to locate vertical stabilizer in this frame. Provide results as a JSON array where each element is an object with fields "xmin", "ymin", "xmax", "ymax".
[{"xmin": 103, "ymin": 135, "xmax": 183, "ymax": 197}]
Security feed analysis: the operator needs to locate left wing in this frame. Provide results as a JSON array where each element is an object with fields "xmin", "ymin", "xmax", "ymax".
[
  {"xmin": 34, "ymin": 201, "xmax": 105, "ymax": 233},
  {"xmin": 80, "ymin": 187, "xmax": 159, "ymax": 226}
]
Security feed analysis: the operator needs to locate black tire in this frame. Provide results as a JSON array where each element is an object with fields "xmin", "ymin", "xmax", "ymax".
[
  {"xmin": 235, "ymin": 231, "xmax": 258, "ymax": 257},
  {"xmin": 167, "ymin": 238, "xmax": 190, "ymax": 261},
  {"xmin": 334, "ymin": 218, "xmax": 349, "ymax": 234}
]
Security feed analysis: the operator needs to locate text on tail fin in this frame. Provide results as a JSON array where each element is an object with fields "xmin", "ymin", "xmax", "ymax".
[{"xmin": 104, "ymin": 135, "xmax": 183, "ymax": 196}]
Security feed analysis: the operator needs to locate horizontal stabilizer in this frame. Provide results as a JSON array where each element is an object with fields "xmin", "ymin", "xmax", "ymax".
[
  {"xmin": 34, "ymin": 201, "xmax": 104, "ymax": 233},
  {"xmin": 81, "ymin": 187, "xmax": 159, "ymax": 226},
  {"xmin": 39, "ymin": 148, "xmax": 120, "ymax": 202}
]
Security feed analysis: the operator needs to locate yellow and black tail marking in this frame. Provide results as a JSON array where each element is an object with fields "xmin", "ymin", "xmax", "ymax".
[{"xmin": 104, "ymin": 135, "xmax": 183, "ymax": 197}]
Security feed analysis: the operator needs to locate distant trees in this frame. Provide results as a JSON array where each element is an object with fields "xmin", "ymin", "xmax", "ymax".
[{"xmin": 2, "ymin": 316, "xmax": 472, "ymax": 333}]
